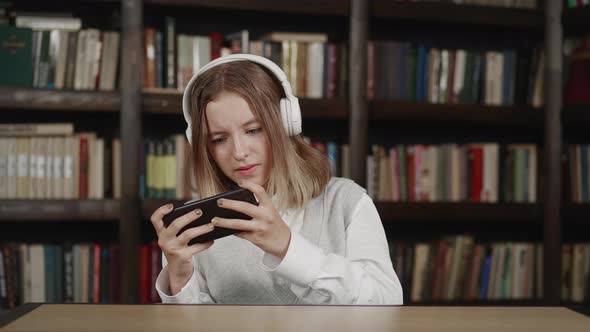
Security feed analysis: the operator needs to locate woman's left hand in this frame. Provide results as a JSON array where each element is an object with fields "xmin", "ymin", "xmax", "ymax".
[{"xmin": 212, "ymin": 180, "xmax": 292, "ymax": 259}]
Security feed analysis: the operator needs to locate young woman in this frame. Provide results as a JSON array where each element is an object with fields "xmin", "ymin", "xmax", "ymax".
[{"xmin": 150, "ymin": 54, "xmax": 403, "ymax": 305}]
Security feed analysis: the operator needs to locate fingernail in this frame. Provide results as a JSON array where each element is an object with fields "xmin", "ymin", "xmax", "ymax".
[
  {"xmin": 194, "ymin": 209, "xmax": 202, "ymax": 216},
  {"xmin": 211, "ymin": 217, "xmax": 218, "ymax": 225},
  {"xmin": 166, "ymin": 204, "xmax": 173, "ymax": 210},
  {"xmin": 208, "ymin": 223, "xmax": 215, "ymax": 229},
  {"xmin": 217, "ymin": 198, "xmax": 223, "ymax": 206}
]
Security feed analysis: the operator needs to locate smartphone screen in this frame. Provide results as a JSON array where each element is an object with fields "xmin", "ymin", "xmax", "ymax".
[{"xmin": 162, "ymin": 188, "xmax": 258, "ymax": 244}]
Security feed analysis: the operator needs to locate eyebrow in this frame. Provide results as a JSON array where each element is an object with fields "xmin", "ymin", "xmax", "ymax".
[{"xmin": 208, "ymin": 119, "xmax": 260, "ymax": 136}]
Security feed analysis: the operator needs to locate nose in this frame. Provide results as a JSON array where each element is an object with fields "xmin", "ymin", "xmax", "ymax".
[{"xmin": 232, "ymin": 135, "xmax": 248, "ymax": 161}]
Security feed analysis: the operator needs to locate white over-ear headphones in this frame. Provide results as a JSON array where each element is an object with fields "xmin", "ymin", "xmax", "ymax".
[{"xmin": 182, "ymin": 53, "xmax": 302, "ymax": 144}]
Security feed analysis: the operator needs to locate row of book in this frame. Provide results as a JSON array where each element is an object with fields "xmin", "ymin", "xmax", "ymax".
[
  {"xmin": 1, "ymin": 23, "xmax": 120, "ymax": 90},
  {"xmin": 0, "ymin": 243, "xmax": 121, "ymax": 310},
  {"xmin": 0, "ymin": 123, "xmax": 120, "ymax": 200},
  {"xmin": 561, "ymin": 243, "xmax": 590, "ymax": 303},
  {"xmin": 566, "ymin": 0, "xmax": 590, "ymax": 9},
  {"xmin": 402, "ymin": 0, "xmax": 539, "ymax": 8},
  {"xmin": 144, "ymin": 19, "xmax": 347, "ymax": 99},
  {"xmin": 140, "ymin": 137, "xmax": 351, "ymax": 200},
  {"xmin": 140, "ymin": 135, "xmax": 191, "ymax": 200},
  {"xmin": 367, "ymin": 144, "xmax": 538, "ymax": 203},
  {"xmin": 367, "ymin": 43, "xmax": 544, "ymax": 107},
  {"xmin": 392, "ymin": 237, "xmax": 545, "ymax": 303},
  {"xmin": 565, "ymin": 144, "xmax": 590, "ymax": 204}
]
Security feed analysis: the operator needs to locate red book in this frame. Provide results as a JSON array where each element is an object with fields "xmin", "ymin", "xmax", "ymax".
[
  {"xmin": 565, "ymin": 38, "xmax": 590, "ymax": 104},
  {"xmin": 407, "ymin": 147, "xmax": 415, "ymax": 202},
  {"xmin": 431, "ymin": 240, "xmax": 448, "ymax": 301},
  {"xmin": 469, "ymin": 145, "xmax": 483, "ymax": 202},
  {"xmin": 79, "ymin": 136, "xmax": 89, "ymax": 199},
  {"xmin": 150, "ymin": 241, "xmax": 161, "ymax": 303},
  {"xmin": 93, "ymin": 244, "xmax": 101, "ymax": 304},
  {"xmin": 209, "ymin": 32, "xmax": 223, "ymax": 60},
  {"xmin": 326, "ymin": 43, "xmax": 338, "ymax": 98},
  {"xmin": 139, "ymin": 244, "xmax": 150, "ymax": 304}
]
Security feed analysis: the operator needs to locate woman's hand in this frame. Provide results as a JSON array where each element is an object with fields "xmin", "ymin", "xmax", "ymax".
[
  {"xmin": 211, "ymin": 180, "xmax": 292, "ymax": 259},
  {"xmin": 150, "ymin": 204, "xmax": 215, "ymax": 295}
]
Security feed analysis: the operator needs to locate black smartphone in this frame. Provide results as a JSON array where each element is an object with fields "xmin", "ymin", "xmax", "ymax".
[{"xmin": 162, "ymin": 188, "xmax": 259, "ymax": 245}]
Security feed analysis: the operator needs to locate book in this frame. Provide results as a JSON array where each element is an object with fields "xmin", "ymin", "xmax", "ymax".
[{"xmin": 0, "ymin": 26, "xmax": 33, "ymax": 87}]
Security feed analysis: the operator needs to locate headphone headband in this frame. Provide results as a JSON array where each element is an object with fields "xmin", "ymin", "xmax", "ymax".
[{"xmin": 181, "ymin": 54, "xmax": 302, "ymax": 144}]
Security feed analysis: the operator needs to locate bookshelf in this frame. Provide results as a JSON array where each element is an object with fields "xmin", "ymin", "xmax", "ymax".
[{"xmin": 1, "ymin": 0, "xmax": 586, "ymax": 307}]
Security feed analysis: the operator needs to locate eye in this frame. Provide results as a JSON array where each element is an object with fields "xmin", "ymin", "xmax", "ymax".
[
  {"xmin": 246, "ymin": 127, "xmax": 262, "ymax": 135},
  {"xmin": 211, "ymin": 137, "xmax": 227, "ymax": 144}
]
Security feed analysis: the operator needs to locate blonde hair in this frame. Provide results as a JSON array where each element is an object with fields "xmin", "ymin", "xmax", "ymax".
[{"xmin": 186, "ymin": 60, "xmax": 331, "ymax": 210}]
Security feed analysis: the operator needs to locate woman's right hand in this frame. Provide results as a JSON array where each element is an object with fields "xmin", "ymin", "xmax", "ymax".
[{"xmin": 151, "ymin": 204, "xmax": 215, "ymax": 295}]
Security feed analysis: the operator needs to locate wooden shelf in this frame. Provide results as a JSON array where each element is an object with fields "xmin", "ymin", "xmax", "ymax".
[
  {"xmin": 143, "ymin": 90, "xmax": 348, "ymax": 119},
  {"xmin": 563, "ymin": 104, "xmax": 590, "ymax": 128},
  {"xmin": 563, "ymin": 7, "xmax": 590, "ymax": 31},
  {"xmin": 143, "ymin": 0, "xmax": 348, "ymax": 16},
  {"xmin": 0, "ymin": 87, "xmax": 120, "ymax": 112},
  {"xmin": 0, "ymin": 199, "xmax": 120, "ymax": 222},
  {"xmin": 562, "ymin": 204, "xmax": 590, "ymax": 224},
  {"xmin": 370, "ymin": 101, "xmax": 543, "ymax": 127},
  {"xmin": 370, "ymin": 1, "xmax": 543, "ymax": 29},
  {"xmin": 376, "ymin": 202, "xmax": 542, "ymax": 223}
]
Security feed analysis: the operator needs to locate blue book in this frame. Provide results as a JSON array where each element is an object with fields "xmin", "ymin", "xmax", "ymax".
[
  {"xmin": 480, "ymin": 255, "xmax": 492, "ymax": 300},
  {"xmin": 326, "ymin": 142, "xmax": 339, "ymax": 176}
]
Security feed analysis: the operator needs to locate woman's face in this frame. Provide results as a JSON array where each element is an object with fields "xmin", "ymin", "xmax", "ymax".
[{"xmin": 205, "ymin": 91, "xmax": 271, "ymax": 187}]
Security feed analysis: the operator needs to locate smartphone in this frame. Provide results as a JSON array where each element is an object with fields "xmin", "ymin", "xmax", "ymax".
[{"xmin": 162, "ymin": 188, "xmax": 259, "ymax": 244}]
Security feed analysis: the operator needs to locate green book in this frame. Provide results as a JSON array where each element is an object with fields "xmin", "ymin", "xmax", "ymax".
[{"xmin": 0, "ymin": 26, "xmax": 33, "ymax": 86}]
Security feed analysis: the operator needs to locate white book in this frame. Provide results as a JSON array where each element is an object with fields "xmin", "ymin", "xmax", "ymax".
[
  {"xmin": 306, "ymin": 42, "xmax": 325, "ymax": 98},
  {"xmin": 36, "ymin": 137, "xmax": 47, "ymax": 199},
  {"xmin": 15, "ymin": 15, "xmax": 81, "ymax": 31},
  {"xmin": 74, "ymin": 30, "xmax": 87, "ymax": 90},
  {"xmin": 452, "ymin": 50, "xmax": 467, "ymax": 103},
  {"xmin": 54, "ymin": 30, "xmax": 70, "ymax": 89},
  {"xmin": 85, "ymin": 29, "xmax": 101, "ymax": 90},
  {"xmin": 99, "ymin": 32, "xmax": 120, "ymax": 91},
  {"xmin": 45, "ymin": 137, "xmax": 54, "ymax": 199},
  {"xmin": 63, "ymin": 136, "xmax": 75, "ymax": 199},
  {"xmin": 28, "ymin": 137, "xmax": 38, "ymax": 199},
  {"xmin": 6, "ymin": 138, "xmax": 17, "ymax": 198},
  {"xmin": 0, "ymin": 138, "xmax": 7, "ymax": 199},
  {"xmin": 18, "ymin": 244, "xmax": 32, "ymax": 304},
  {"xmin": 53, "ymin": 137, "xmax": 65, "ymax": 199},
  {"xmin": 173, "ymin": 134, "xmax": 186, "ymax": 199},
  {"xmin": 428, "ymin": 49, "xmax": 440, "ymax": 104},
  {"xmin": 528, "ymin": 145, "xmax": 537, "ymax": 203},
  {"xmin": 29, "ymin": 244, "xmax": 46, "ymax": 303},
  {"xmin": 411, "ymin": 244, "xmax": 430, "ymax": 302}
]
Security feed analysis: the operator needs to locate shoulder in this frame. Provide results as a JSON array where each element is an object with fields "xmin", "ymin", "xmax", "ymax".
[{"xmin": 322, "ymin": 177, "xmax": 367, "ymax": 199}]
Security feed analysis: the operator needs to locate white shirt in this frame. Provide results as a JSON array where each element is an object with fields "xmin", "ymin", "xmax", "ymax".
[{"xmin": 155, "ymin": 193, "xmax": 404, "ymax": 304}]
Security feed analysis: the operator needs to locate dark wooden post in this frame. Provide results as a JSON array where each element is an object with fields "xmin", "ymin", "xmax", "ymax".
[
  {"xmin": 544, "ymin": 0, "xmax": 562, "ymax": 306},
  {"xmin": 120, "ymin": 0, "xmax": 143, "ymax": 304},
  {"xmin": 349, "ymin": 0, "xmax": 369, "ymax": 187}
]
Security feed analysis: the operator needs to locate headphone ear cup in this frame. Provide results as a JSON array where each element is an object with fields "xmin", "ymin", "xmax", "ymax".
[
  {"xmin": 280, "ymin": 98, "xmax": 292, "ymax": 136},
  {"xmin": 185, "ymin": 125, "xmax": 192, "ymax": 145}
]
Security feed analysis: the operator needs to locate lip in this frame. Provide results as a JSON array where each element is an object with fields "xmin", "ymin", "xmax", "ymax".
[{"xmin": 236, "ymin": 164, "xmax": 258, "ymax": 176}]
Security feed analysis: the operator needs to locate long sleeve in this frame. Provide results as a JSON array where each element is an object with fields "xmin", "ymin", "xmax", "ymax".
[
  {"xmin": 155, "ymin": 254, "xmax": 216, "ymax": 303},
  {"xmin": 261, "ymin": 193, "xmax": 403, "ymax": 305}
]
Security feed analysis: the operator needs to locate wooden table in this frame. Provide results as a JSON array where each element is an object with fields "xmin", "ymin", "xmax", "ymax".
[{"xmin": 0, "ymin": 304, "xmax": 588, "ymax": 332}]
